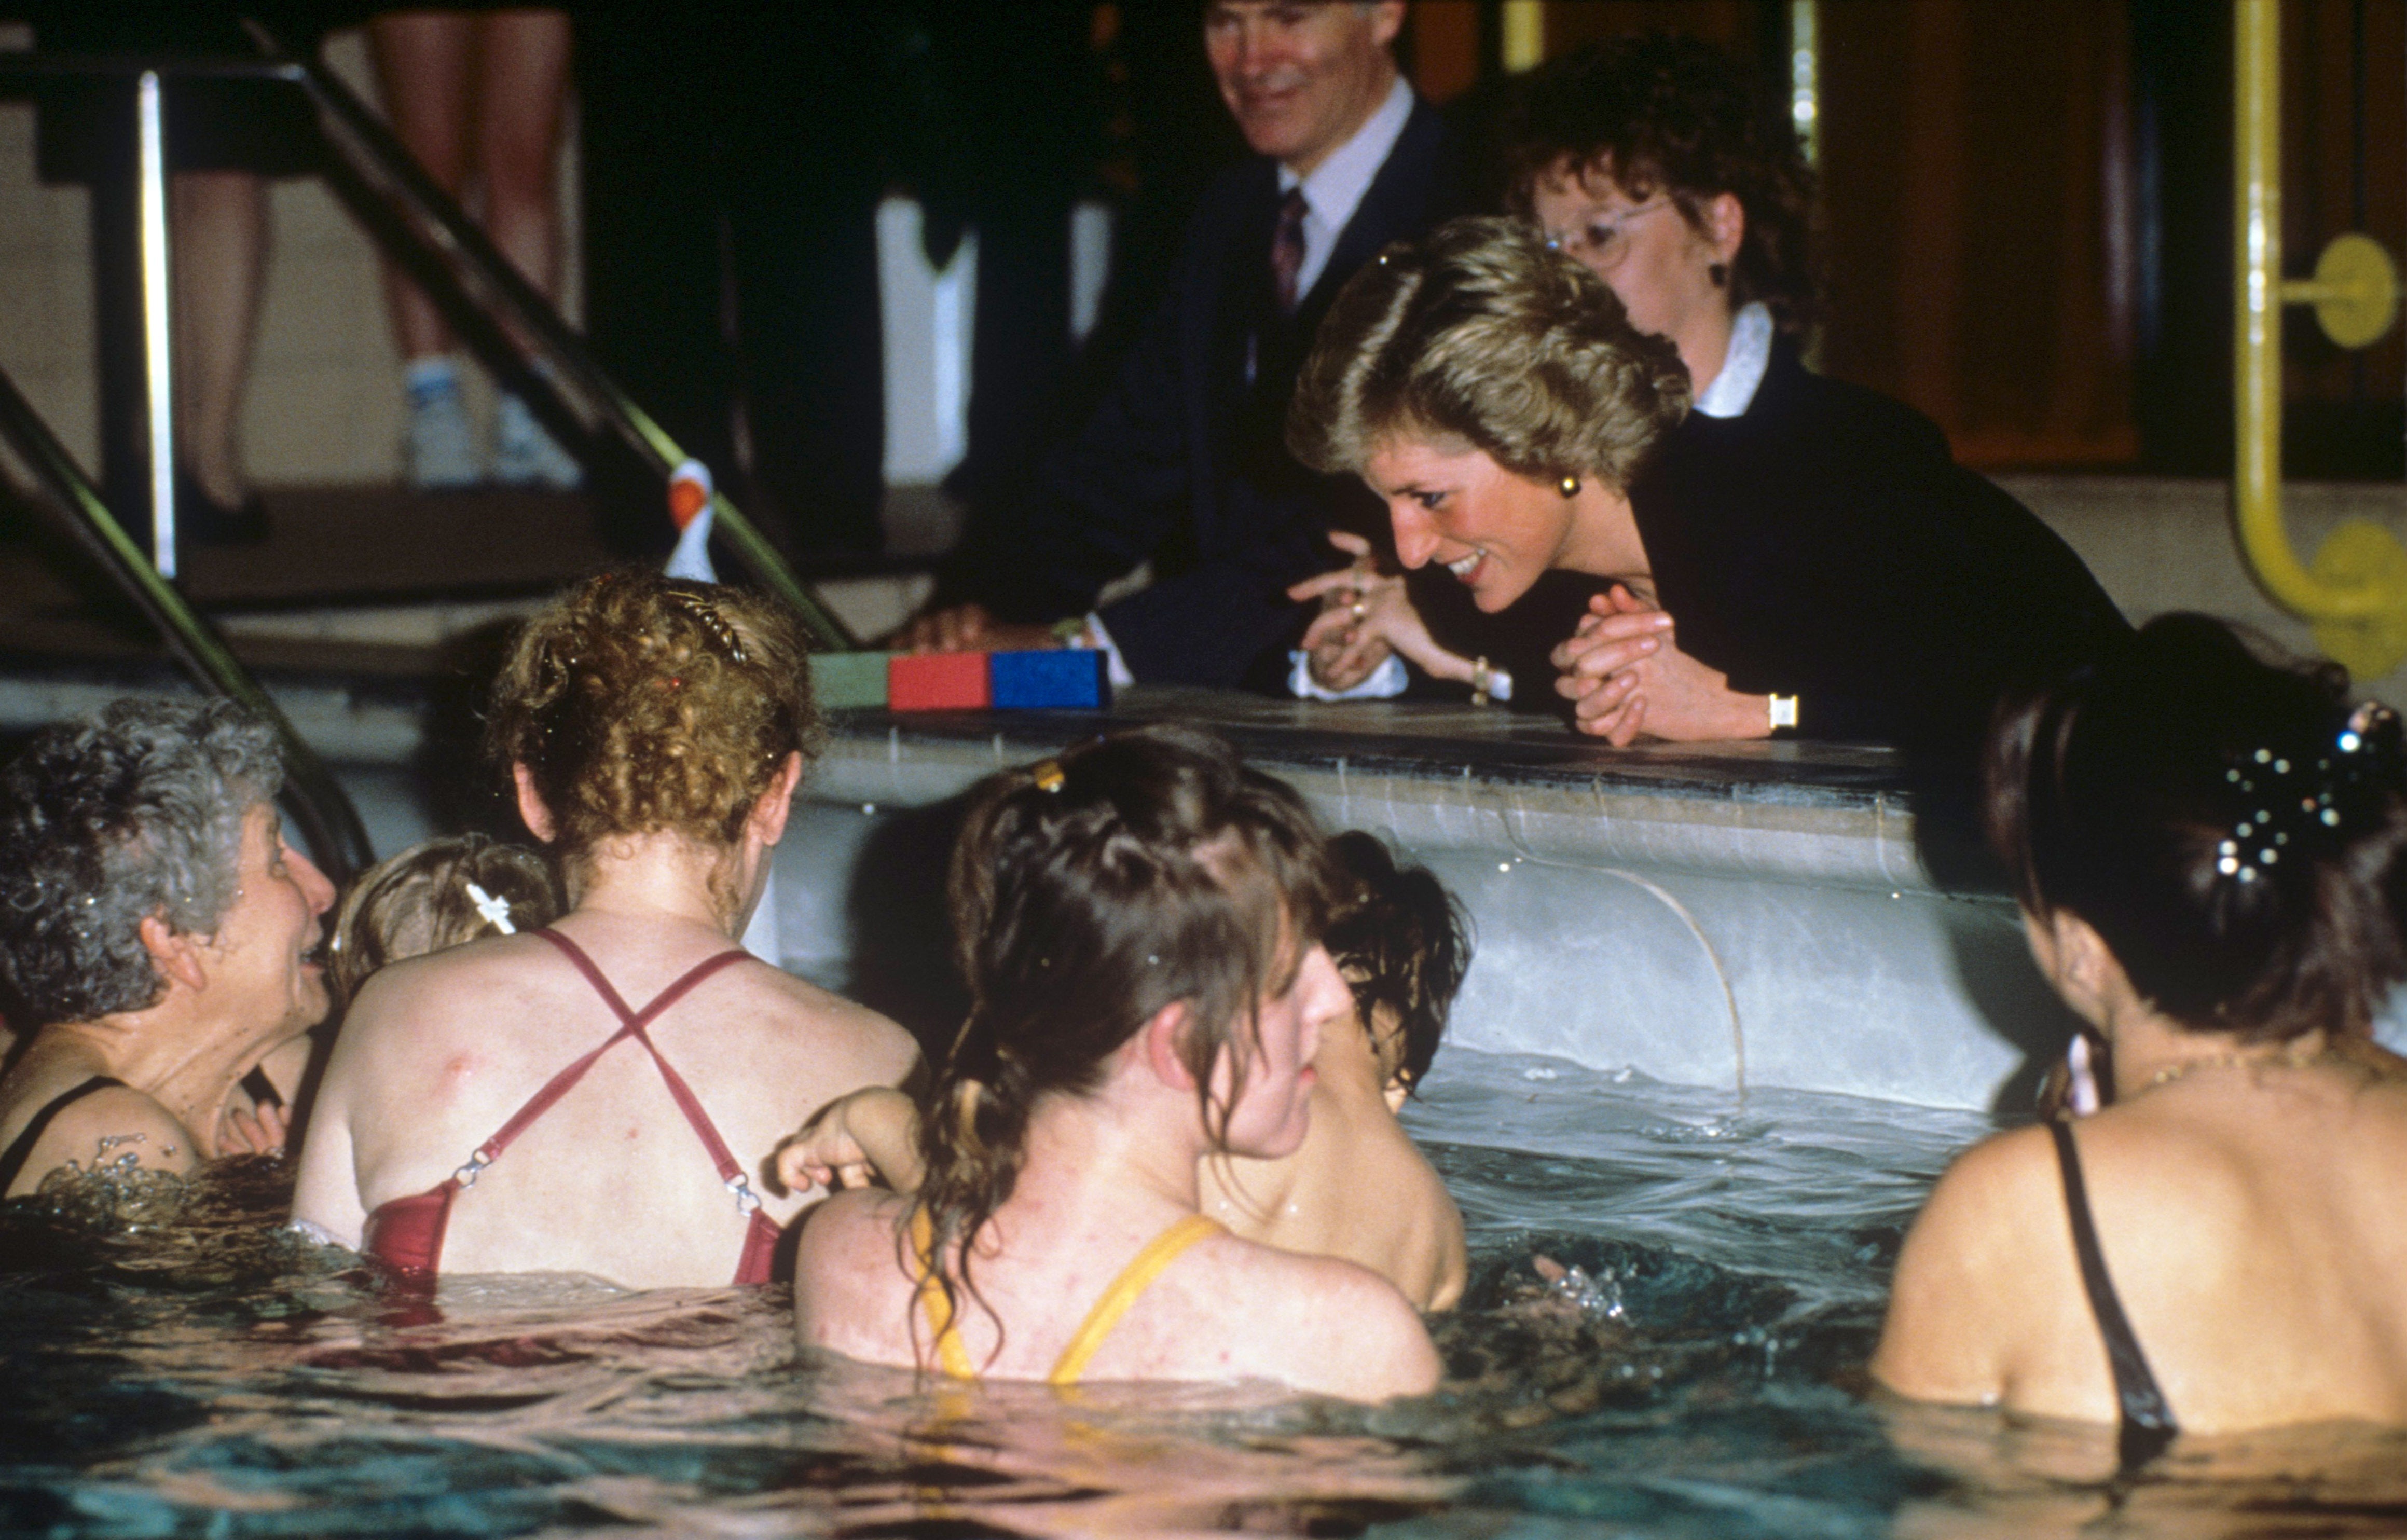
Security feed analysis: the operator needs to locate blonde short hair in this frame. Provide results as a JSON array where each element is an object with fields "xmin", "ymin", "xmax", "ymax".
[{"xmin": 1288, "ymin": 216, "xmax": 1690, "ymax": 490}]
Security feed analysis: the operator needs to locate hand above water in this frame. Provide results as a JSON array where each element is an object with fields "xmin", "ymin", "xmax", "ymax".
[
  {"xmin": 766, "ymin": 1086, "xmax": 923, "ymax": 1197},
  {"xmin": 1552, "ymin": 587, "xmax": 1769, "ymax": 745},
  {"xmin": 1286, "ymin": 530, "xmax": 1479, "ymax": 693},
  {"xmin": 217, "ymin": 1098, "xmax": 288, "ymax": 1160}
]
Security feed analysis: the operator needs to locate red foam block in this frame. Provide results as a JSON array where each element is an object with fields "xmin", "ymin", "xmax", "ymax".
[{"xmin": 888, "ymin": 651, "xmax": 991, "ymax": 711}]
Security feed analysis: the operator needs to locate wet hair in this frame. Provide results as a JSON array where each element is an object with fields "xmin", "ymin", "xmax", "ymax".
[
  {"xmin": 484, "ymin": 569, "xmax": 821, "ymax": 880},
  {"xmin": 914, "ymin": 725, "xmax": 1341, "ymax": 1365},
  {"xmin": 1500, "ymin": 32, "xmax": 1817, "ymax": 334},
  {"xmin": 0, "ymin": 698, "xmax": 283, "ymax": 1024},
  {"xmin": 1986, "ymin": 614, "xmax": 2407, "ymax": 1042},
  {"xmin": 1287, "ymin": 215, "xmax": 1690, "ymax": 489},
  {"xmin": 1323, "ymin": 831, "xmax": 1470, "ymax": 1093},
  {"xmin": 325, "ymin": 834, "xmax": 562, "ymax": 1009}
]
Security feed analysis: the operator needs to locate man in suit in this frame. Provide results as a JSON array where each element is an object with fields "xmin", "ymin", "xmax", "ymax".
[{"xmin": 903, "ymin": 0, "xmax": 1455, "ymax": 689}]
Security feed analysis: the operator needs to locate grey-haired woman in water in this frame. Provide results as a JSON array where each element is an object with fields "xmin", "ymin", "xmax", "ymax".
[
  {"xmin": 1874, "ymin": 616, "xmax": 2407, "ymax": 1452},
  {"xmin": 0, "ymin": 699, "xmax": 334, "ymax": 1199}
]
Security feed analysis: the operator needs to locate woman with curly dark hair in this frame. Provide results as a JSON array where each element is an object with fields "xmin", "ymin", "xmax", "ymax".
[
  {"xmin": 1290, "ymin": 39, "xmax": 2125, "ymax": 755},
  {"xmin": 292, "ymin": 570, "xmax": 916, "ymax": 1288}
]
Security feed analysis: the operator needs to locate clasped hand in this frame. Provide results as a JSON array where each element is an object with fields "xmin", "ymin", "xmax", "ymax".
[{"xmin": 1551, "ymin": 586, "xmax": 1763, "ymax": 745}]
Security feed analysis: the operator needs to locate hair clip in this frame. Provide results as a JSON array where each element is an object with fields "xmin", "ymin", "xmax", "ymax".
[
  {"xmin": 464, "ymin": 881, "xmax": 517, "ymax": 936},
  {"xmin": 1031, "ymin": 760, "xmax": 1066, "ymax": 793},
  {"xmin": 666, "ymin": 590, "xmax": 747, "ymax": 664}
]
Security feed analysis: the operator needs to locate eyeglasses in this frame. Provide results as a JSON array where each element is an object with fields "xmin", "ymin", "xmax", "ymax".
[{"xmin": 1542, "ymin": 199, "xmax": 1675, "ymax": 270}]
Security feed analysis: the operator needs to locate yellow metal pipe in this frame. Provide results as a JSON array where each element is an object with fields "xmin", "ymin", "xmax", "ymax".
[{"xmin": 2231, "ymin": 0, "xmax": 2401, "ymax": 624}]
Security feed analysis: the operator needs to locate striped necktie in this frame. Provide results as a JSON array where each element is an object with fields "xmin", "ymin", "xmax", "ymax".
[{"xmin": 1271, "ymin": 187, "xmax": 1309, "ymax": 314}]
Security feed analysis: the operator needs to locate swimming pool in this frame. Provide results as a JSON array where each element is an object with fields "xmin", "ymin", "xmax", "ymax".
[{"xmin": 6, "ymin": 1046, "xmax": 2402, "ymax": 1538}]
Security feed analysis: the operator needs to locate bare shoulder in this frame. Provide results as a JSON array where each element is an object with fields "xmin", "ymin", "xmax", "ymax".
[
  {"xmin": 8, "ymin": 1083, "xmax": 198, "ymax": 1194},
  {"xmin": 1871, "ymin": 1123, "xmax": 2059, "ymax": 1402},
  {"xmin": 743, "ymin": 964, "xmax": 918, "ymax": 1075},
  {"xmin": 1229, "ymin": 1240, "xmax": 1441, "ymax": 1401},
  {"xmin": 792, "ymin": 1189, "xmax": 911, "ymax": 1348}
]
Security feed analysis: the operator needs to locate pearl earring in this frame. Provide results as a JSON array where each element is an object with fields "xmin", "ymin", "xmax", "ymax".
[{"xmin": 1559, "ymin": 475, "xmax": 1581, "ymax": 498}]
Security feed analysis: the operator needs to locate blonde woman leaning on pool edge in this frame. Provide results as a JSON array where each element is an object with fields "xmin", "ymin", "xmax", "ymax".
[
  {"xmin": 1873, "ymin": 616, "xmax": 2407, "ymax": 1454},
  {"xmin": 292, "ymin": 571, "xmax": 916, "ymax": 1287},
  {"xmin": 792, "ymin": 727, "xmax": 1439, "ymax": 1401}
]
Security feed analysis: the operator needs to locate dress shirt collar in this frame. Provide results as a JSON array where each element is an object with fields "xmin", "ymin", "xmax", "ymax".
[
  {"xmin": 1275, "ymin": 75, "xmax": 1415, "ymax": 301},
  {"xmin": 1694, "ymin": 301, "xmax": 1773, "ymax": 418}
]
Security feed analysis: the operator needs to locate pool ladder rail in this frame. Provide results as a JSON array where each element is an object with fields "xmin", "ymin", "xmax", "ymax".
[
  {"xmin": 2232, "ymin": 0, "xmax": 2407, "ymax": 679},
  {"xmin": 0, "ymin": 27, "xmax": 874, "ymax": 880}
]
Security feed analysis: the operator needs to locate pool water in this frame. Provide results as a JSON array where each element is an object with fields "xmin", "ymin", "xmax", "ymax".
[{"xmin": 5, "ymin": 1048, "xmax": 2405, "ymax": 1539}]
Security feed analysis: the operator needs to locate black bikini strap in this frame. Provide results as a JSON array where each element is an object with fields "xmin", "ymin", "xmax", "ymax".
[
  {"xmin": 0, "ymin": 1076, "xmax": 128, "ymax": 1194},
  {"xmin": 2047, "ymin": 1119, "xmax": 2179, "ymax": 1468}
]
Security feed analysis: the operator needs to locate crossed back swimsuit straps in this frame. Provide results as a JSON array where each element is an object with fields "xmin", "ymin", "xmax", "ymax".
[
  {"xmin": 911, "ymin": 1206, "xmax": 1225, "ymax": 1386},
  {"xmin": 361, "ymin": 929, "xmax": 780, "ymax": 1285},
  {"xmin": 2048, "ymin": 1120, "xmax": 2180, "ymax": 1468},
  {"xmin": 0, "ymin": 1076, "xmax": 128, "ymax": 1194}
]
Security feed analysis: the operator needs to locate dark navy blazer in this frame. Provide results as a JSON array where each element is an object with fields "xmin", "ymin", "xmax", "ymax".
[
  {"xmin": 988, "ymin": 99, "xmax": 1460, "ymax": 687},
  {"xmin": 1411, "ymin": 339, "xmax": 2131, "ymax": 752}
]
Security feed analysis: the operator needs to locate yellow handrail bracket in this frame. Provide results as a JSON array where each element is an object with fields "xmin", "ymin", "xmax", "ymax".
[{"xmin": 2232, "ymin": 0, "xmax": 2406, "ymax": 679}]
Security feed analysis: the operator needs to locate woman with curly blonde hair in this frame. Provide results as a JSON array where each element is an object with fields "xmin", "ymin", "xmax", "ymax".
[{"xmin": 293, "ymin": 570, "xmax": 917, "ymax": 1288}]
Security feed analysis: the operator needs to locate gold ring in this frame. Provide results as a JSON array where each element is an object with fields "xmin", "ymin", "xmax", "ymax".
[{"xmin": 1351, "ymin": 600, "xmax": 1368, "ymax": 621}]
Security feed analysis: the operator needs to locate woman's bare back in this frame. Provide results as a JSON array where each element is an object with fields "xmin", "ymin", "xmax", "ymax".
[
  {"xmin": 1879, "ymin": 1060, "xmax": 2407, "ymax": 1432},
  {"xmin": 296, "ymin": 918, "xmax": 916, "ymax": 1287}
]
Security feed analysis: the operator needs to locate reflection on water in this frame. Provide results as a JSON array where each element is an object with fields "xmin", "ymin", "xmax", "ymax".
[{"xmin": 3, "ymin": 1048, "xmax": 2403, "ymax": 1537}]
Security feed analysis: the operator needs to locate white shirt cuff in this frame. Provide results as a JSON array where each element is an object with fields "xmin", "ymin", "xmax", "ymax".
[
  {"xmin": 1288, "ymin": 650, "xmax": 1410, "ymax": 700},
  {"xmin": 1083, "ymin": 614, "xmax": 1136, "ymax": 688}
]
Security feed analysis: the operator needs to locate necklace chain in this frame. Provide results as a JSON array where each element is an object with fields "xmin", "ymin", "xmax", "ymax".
[{"xmin": 2144, "ymin": 1041, "xmax": 2330, "ymax": 1092}]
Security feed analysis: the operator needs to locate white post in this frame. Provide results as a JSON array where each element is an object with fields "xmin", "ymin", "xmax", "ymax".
[{"xmin": 136, "ymin": 70, "xmax": 176, "ymax": 578}]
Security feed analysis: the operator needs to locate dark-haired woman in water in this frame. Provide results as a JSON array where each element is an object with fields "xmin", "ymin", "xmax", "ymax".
[
  {"xmin": 792, "ymin": 726, "xmax": 1439, "ymax": 1400},
  {"xmin": 1874, "ymin": 616, "xmax": 2407, "ymax": 1449}
]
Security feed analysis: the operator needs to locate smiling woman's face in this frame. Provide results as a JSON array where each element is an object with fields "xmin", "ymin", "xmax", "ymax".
[{"xmin": 1361, "ymin": 437, "xmax": 1577, "ymax": 612}]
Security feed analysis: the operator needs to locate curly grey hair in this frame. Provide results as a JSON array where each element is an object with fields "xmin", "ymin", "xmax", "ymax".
[
  {"xmin": 1287, "ymin": 215, "xmax": 1691, "ymax": 490},
  {"xmin": 0, "ymin": 698, "xmax": 284, "ymax": 1024}
]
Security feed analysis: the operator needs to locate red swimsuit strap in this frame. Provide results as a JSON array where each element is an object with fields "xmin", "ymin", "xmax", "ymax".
[{"xmin": 527, "ymin": 929, "xmax": 755, "ymax": 1182}]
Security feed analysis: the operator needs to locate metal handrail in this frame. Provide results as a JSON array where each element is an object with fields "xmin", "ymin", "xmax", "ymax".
[
  {"xmin": 249, "ymin": 27, "xmax": 856, "ymax": 652},
  {"xmin": 0, "ymin": 42, "xmax": 857, "ymax": 652},
  {"xmin": 2232, "ymin": 0, "xmax": 2407, "ymax": 677},
  {"xmin": 0, "ymin": 363, "xmax": 376, "ymax": 885}
]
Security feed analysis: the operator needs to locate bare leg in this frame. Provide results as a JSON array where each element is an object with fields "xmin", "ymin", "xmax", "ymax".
[
  {"xmin": 171, "ymin": 169, "xmax": 267, "ymax": 508},
  {"xmin": 472, "ymin": 9, "xmax": 571, "ymax": 301},
  {"xmin": 369, "ymin": 10, "xmax": 475, "ymax": 361}
]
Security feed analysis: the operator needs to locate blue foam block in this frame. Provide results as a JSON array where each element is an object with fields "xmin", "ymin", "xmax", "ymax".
[{"xmin": 989, "ymin": 648, "xmax": 1110, "ymax": 709}]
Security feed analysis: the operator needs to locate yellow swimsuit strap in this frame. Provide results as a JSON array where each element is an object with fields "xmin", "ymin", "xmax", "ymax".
[
  {"xmin": 909, "ymin": 1205, "xmax": 978, "ymax": 1381},
  {"xmin": 1048, "ymin": 1213, "xmax": 1225, "ymax": 1387}
]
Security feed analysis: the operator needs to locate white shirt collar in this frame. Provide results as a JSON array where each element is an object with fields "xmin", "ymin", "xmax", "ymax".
[
  {"xmin": 1276, "ymin": 75, "xmax": 1414, "ymax": 302},
  {"xmin": 1694, "ymin": 301, "xmax": 1773, "ymax": 418}
]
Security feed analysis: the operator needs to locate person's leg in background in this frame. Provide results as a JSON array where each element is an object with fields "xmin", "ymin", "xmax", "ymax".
[
  {"xmin": 369, "ymin": 10, "xmax": 481, "ymax": 489},
  {"xmin": 471, "ymin": 8, "xmax": 577, "ymax": 488},
  {"xmin": 171, "ymin": 167, "xmax": 269, "ymax": 530}
]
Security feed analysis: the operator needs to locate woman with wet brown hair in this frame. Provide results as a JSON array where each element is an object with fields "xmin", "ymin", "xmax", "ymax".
[
  {"xmin": 793, "ymin": 726, "xmax": 1438, "ymax": 1400},
  {"xmin": 292, "ymin": 570, "xmax": 917, "ymax": 1288}
]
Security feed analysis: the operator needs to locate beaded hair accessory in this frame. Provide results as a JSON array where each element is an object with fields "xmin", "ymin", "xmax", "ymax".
[
  {"xmin": 666, "ymin": 589, "xmax": 747, "ymax": 664},
  {"xmin": 1030, "ymin": 760, "xmax": 1066, "ymax": 793},
  {"xmin": 2216, "ymin": 701, "xmax": 2401, "ymax": 884}
]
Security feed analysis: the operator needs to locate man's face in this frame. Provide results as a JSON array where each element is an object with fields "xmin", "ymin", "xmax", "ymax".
[
  {"xmin": 1204, "ymin": 2, "xmax": 1404, "ymax": 175},
  {"xmin": 202, "ymin": 804, "xmax": 335, "ymax": 1043}
]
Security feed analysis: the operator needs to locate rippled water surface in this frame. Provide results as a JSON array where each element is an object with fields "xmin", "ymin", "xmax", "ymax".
[{"xmin": 5, "ymin": 1048, "xmax": 2405, "ymax": 1538}]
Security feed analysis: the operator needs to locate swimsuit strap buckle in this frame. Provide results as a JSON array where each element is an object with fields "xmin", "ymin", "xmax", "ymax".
[
  {"xmin": 452, "ymin": 1149, "xmax": 494, "ymax": 1188},
  {"xmin": 724, "ymin": 1173, "xmax": 762, "ymax": 1215}
]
